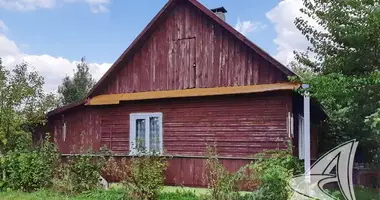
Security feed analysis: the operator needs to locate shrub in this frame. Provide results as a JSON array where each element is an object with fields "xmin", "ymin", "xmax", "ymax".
[
  {"xmin": 0, "ymin": 155, "xmax": 7, "ymax": 191},
  {"xmin": 102, "ymin": 156, "xmax": 130, "ymax": 182},
  {"xmin": 123, "ymin": 150, "xmax": 168, "ymax": 200},
  {"xmin": 63, "ymin": 152, "xmax": 106, "ymax": 193},
  {"xmin": 246, "ymin": 148, "xmax": 303, "ymax": 200},
  {"xmin": 51, "ymin": 165, "xmax": 75, "ymax": 194},
  {"xmin": 204, "ymin": 144, "xmax": 245, "ymax": 200},
  {"xmin": 50, "ymin": 149, "xmax": 106, "ymax": 194},
  {"xmin": 2, "ymin": 134, "xmax": 59, "ymax": 192}
]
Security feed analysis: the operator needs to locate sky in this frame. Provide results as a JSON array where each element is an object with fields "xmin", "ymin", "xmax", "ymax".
[{"xmin": 0, "ymin": 0, "xmax": 311, "ymax": 92}]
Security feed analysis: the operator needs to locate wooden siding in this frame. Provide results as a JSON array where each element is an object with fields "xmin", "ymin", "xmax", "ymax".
[
  {"xmin": 94, "ymin": 2, "xmax": 287, "ymax": 96},
  {"xmin": 100, "ymin": 93, "xmax": 291, "ymax": 157},
  {"xmin": 100, "ymin": 156, "xmax": 253, "ymax": 188},
  {"xmin": 50, "ymin": 106, "xmax": 101, "ymax": 154},
  {"xmin": 165, "ymin": 157, "xmax": 252, "ymax": 187},
  {"xmin": 51, "ymin": 92, "xmax": 292, "ymax": 156}
]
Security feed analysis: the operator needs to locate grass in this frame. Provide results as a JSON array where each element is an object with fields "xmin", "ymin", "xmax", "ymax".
[
  {"xmin": 1, "ymin": 186, "xmax": 378, "ymax": 200},
  {"xmin": 109, "ymin": 184, "xmax": 209, "ymax": 195},
  {"xmin": 0, "ymin": 187, "xmax": 201, "ymax": 200},
  {"xmin": 163, "ymin": 186, "xmax": 208, "ymax": 196},
  {"xmin": 330, "ymin": 186, "xmax": 380, "ymax": 200},
  {"xmin": 0, "ymin": 190, "xmax": 69, "ymax": 200}
]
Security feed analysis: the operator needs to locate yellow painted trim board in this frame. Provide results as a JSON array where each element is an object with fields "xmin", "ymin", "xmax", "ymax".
[{"xmin": 87, "ymin": 83, "xmax": 300, "ymax": 106}]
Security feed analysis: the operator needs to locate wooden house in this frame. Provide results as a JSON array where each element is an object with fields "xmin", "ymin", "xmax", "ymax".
[{"xmin": 47, "ymin": 0, "xmax": 325, "ymax": 187}]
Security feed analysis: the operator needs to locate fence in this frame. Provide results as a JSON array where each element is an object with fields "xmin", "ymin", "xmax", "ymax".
[{"xmin": 354, "ymin": 163, "xmax": 380, "ymax": 189}]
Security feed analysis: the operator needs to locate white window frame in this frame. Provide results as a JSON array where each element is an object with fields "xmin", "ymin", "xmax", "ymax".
[
  {"xmin": 298, "ymin": 115, "xmax": 305, "ymax": 160},
  {"xmin": 62, "ymin": 122, "xmax": 67, "ymax": 142},
  {"xmin": 287, "ymin": 112, "xmax": 294, "ymax": 138},
  {"xmin": 129, "ymin": 112, "xmax": 163, "ymax": 155}
]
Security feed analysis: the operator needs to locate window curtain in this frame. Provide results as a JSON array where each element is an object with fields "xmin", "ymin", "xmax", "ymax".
[
  {"xmin": 149, "ymin": 117, "xmax": 160, "ymax": 152},
  {"xmin": 136, "ymin": 119, "xmax": 146, "ymax": 151},
  {"xmin": 298, "ymin": 116, "xmax": 305, "ymax": 159}
]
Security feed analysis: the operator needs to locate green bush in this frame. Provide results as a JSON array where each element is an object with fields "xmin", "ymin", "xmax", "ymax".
[
  {"xmin": 102, "ymin": 156, "xmax": 130, "ymax": 182},
  {"xmin": 2, "ymin": 135, "xmax": 59, "ymax": 192},
  {"xmin": 51, "ymin": 165, "xmax": 74, "ymax": 194},
  {"xmin": 123, "ymin": 151, "xmax": 168, "ymax": 200},
  {"xmin": 246, "ymin": 148, "xmax": 303, "ymax": 200},
  {"xmin": 0, "ymin": 155, "xmax": 7, "ymax": 191},
  {"xmin": 204, "ymin": 144, "xmax": 245, "ymax": 200},
  {"xmin": 63, "ymin": 153, "xmax": 106, "ymax": 193}
]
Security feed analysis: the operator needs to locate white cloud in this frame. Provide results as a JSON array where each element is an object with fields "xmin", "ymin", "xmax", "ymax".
[
  {"xmin": 0, "ymin": 20, "xmax": 8, "ymax": 32},
  {"xmin": 266, "ymin": 0, "xmax": 309, "ymax": 65},
  {"xmin": 64, "ymin": 0, "xmax": 110, "ymax": 13},
  {"xmin": 0, "ymin": 21, "xmax": 112, "ymax": 92},
  {"xmin": 0, "ymin": 0, "xmax": 56, "ymax": 11},
  {"xmin": 234, "ymin": 18, "xmax": 267, "ymax": 36},
  {"xmin": 0, "ymin": 0, "xmax": 111, "ymax": 13},
  {"xmin": 266, "ymin": 0, "xmax": 324, "ymax": 66},
  {"xmin": 86, "ymin": 0, "xmax": 110, "ymax": 13}
]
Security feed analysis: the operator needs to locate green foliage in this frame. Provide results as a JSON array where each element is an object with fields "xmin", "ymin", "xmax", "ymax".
[
  {"xmin": 102, "ymin": 156, "xmax": 130, "ymax": 182},
  {"xmin": 0, "ymin": 189, "xmax": 70, "ymax": 200},
  {"xmin": 365, "ymin": 106, "xmax": 380, "ymax": 136},
  {"xmin": 295, "ymin": 0, "xmax": 380, "ymax": 75},
  {"xmin": 1, "ymin": 135, "xmax": 59, "ymax": 192},
  {"xmin": 61, "ymin": 153, "xmax": 106, "ymax": 194},
  {"xmin": 0, "ymin": 188, "xmax": 204, "ymax": 200},
  {"xmin": 292, "ymin": 72, "xmax": 380, "ymax": 161},
  {"xmin": 246, "ymin": 149, "xmax": 303, "ymax": 200},
  {"xmin": 160, "ymin": 190, "xmax": 200, "ymax": 200},
  {"xmin": 124, "ymin": 151, "xmax": 168, "ymax": 200},
  {"xmin": 75, "ymin": 189, "xmax": 126, "ymax": 200},
  {"xmin": 293, "ymin": 0, "xmax": 380, "ymax": 162},
  {"xmin": 51, "ymin": 169, "xmax": 74, "ymax": 195},
  {"xmin": 330, "ymin": 186, "xmax": 380, "ymax": 200},
  {"xmin": 0, "ymin": 59, "xmax": 58, "ymax": 153},
  {"xmin": 204, "ymin": 145, "xmax": 245, "ymax": 200},
  {"xmin": 58, "ymin": 57, "xmax": 95, "ymax": 105}
]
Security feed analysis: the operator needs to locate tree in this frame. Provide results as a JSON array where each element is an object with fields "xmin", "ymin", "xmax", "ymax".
[
  {"xmin": 0, "ymin": 58, "xmax": 57, "ymax": 153},
  {"xmin": 293, "ymin": 0, "xmax": 380, "ymax": 162},
  {"xmin": 58, "ymin": 57, "xmax": 95, "ymax": 105},
  {"xmin": 295, "ymin": 0, "xmax": 380, "ymax": 75}
]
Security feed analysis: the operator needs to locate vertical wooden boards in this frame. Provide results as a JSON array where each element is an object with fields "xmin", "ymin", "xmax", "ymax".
[{"xmin": 94, "ymin": 1, "xmax": 288, "ymax": 96}]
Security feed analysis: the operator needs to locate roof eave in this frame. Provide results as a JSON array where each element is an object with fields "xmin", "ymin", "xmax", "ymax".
[{"xmin": 46, "ymin": 99, "xmax": 87, "ymax": 118}]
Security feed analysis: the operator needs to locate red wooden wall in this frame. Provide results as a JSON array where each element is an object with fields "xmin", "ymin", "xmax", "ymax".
[
  {"xmin": 93, "ymin": 1, "xmax": 287, "ymax": 96},
  {"xmin": 100, "ymin": 156, "xmax": 253, "ymax": 188},
  {"xmin": 50, "ymin": 106, "xmax": 101, "ymax": 154},
  {"xmin": 51, "ymin": 92, "xmax": 292, "ymax": 156},
  {"xmin": 165, "ymin": 157, "xmax": 253, "ymax": 187}
]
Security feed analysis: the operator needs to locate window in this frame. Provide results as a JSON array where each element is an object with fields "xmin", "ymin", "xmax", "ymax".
[
  {"xmin": 287, "ymin": 112, "xmax": 294, "ymax": 138},
  {"xmin": 61, "ymin": 115, "xmax": 66, "ymax": 142},
  {"xmin": 298, "ymin": 115, "xmax": 304, "ymax": 160},
  {"xmin": 62, "ymin": 122, "xmax": 67, "ymax": 142},
  {"xmin": 130, "ymin": 113, "xmax": 163, "ymax": 154}
]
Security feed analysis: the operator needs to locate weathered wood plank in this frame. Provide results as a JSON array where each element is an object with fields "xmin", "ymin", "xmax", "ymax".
[
  {"xmin": 95, "ymin": 2, "xmax": 289, "ymax": 95},
  {"xmin": 221, "ymin": 30, "xmax": 229, "ymax": 87}
]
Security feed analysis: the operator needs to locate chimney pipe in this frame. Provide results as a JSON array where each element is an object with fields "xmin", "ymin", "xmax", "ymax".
[{"xmin": 210, "ymin": 7, "xmax": 227, "ymax": 21}]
